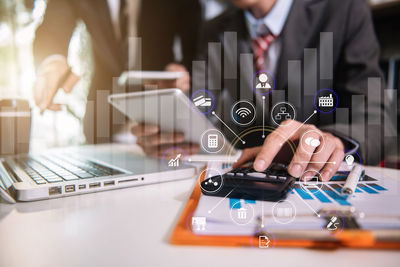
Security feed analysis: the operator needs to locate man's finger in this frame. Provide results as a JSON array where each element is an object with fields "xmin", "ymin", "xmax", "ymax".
[
  {"xmin": 33, "ymin": 75, "xmax": 46, "ymax": 105},
  {"xmin": 287, "ymin": 127, "xmax": 324, "ymax": 178},
  {"xmin": 40, "ymin": 78, "xmax": 59, "ymax": 113},
  {"xmin": 131, "ymin": 124, "xmax": 159, "ymax": 137},
  {"xmin": 232, "ymin": 147, "xmax": 261, "ymax": 169},
  {"xmin": 47, "ymin": 103, "xmax": 62, "ymax": 111},
  {"xmin": 320, "ymin": 148, "xmax": 344, "ymax": 181},
  {"xmin": 62, "ymin": 72, "xmax": 80, "ymax": 93},
  {"xmin": 41, "ymin": 69, "xmax": 74, "ymax": 113},
  {"xmin": 253, "ymin": 120, "xmax": 301, "ymax": 171},
  {"xmin": 288, "ymin": 144, "xmax": 315, "ymax": 178},
  {"xmin": 301, "ymin": 134, "xmax": 336, "ymax": 179}
]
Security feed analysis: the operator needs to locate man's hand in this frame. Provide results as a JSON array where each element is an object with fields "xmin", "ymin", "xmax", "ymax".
[
  {"xmin": 131, "ymin": 123, "xmax": 199, "ymax": 157},
  {"xmin": 233, "ymin": 120, "xmax": 345, "ymax": 181},
  {"xmin": 34, "ymin": 55, "xmax": 79, "ymax": 113},
  {"xmin": 132, "ymin": 63, "xmax": 191, "ymax": 156},
  {"xmin": 157, "ymin": 63, "xmax": 190, "ymax": 92}
]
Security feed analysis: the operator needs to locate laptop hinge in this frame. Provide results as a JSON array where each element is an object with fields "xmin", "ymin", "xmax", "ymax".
[
  {"xmin": 1, "ymin": 159, "xmax": 21, "ymax": 183},
  {"xmin": 0, "ymin": 160, "xmax": 17, "ymax": 203}
]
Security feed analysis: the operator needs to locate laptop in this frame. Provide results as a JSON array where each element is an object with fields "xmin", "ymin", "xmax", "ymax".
[{"xmin": 0, "ymin": 144, "xmax": 196, "ymax": 202}]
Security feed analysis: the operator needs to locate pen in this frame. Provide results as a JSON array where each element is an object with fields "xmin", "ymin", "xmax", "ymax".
[{"xmin": 341, "ymin": 164, "xmax": 364, "ymax": 196}]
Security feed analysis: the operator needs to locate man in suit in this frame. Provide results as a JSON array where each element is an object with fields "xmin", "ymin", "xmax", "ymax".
[
  {"xmin": 33, "ymin": 0, "xmax": 201, "ymax": 143},
  {"xmin": 133, "ymin": 0, "xmax": 395, "ymax": 180}
]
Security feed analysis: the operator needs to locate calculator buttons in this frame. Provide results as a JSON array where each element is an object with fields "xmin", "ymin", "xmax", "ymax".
[
  {"xmin": 200, "ymin": 165, "xmax": 295, "ymax": 202},
  {"xmin": 247, "ymin": 172, "xmax": 267, "ymax": 178}
]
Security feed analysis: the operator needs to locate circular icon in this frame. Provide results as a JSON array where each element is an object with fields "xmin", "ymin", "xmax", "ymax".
[
  {"xmin": 314, "ymin": 89, "xmax": 339, "ymax": 114},
  {"xmin": 229, "ymin": 201, "xmax": 255, "ymax": 225},
  {"xmin": 299, "ymin": 170, "xmax": 324, "ymax": 194},
  {"xmin": 162, "ymin": 147, "xmax": 186, "ymax": 170},
  {"xmin": 271, "ymin": 102, "xmax": 296, "ymax": 126},
  {"xmin": 252, "ymin": 70, "xmax": 275, "ymax": 96},
  {"xmin": 299, "ymin": 129, "xmax": 325, "ymax": 155},
  {"xmin": 200, "ymin": 129, "xmax": 225, "ymax": 154},
  {"xmin": 272, "ymin": 200, "xmax": 297, "ymax": 224},
  {"xmin": 231, "ymin": 100, "xmax": 256, "ymax": 126},
  {"xmin": 190, "ymin": 89, "xmax": 215, "ymax": 114},
  {"xmin": 199, "ymin": 168, "xmax": 223, "ymax": 194},
  {"xmin": 321, "ymin": 211, "xmax": 345, "ymax": 235}
]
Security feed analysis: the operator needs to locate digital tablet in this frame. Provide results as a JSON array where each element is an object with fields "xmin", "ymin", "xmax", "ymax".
[{"xmin": 108, "ymin": 89, "xmax": 238, "ymax": 159}]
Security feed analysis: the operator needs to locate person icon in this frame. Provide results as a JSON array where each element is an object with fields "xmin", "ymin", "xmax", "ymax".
[{"xmin": 256, "ymin": 73, "xmax": 271, "ymax": 89}]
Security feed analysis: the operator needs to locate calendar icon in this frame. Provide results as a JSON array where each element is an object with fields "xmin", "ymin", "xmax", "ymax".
[{"xmin": 207, "ymin": 134, "xmax": 218, "ymax": 148}]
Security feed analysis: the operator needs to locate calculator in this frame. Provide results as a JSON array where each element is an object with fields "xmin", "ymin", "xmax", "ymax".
[{"xmin": 200, "ymin": 163, "xmax": 295, "ymax": 201}]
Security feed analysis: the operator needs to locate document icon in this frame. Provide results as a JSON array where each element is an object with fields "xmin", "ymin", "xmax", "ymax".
[{"xmin": 259, "ymin": 236, "xmax": 270, "ymax": 248}]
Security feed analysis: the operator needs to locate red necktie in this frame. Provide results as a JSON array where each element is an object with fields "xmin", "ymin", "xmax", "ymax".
[{"xmin": 252, "ymin": 33, "xmax": 276, "ymax": 71}]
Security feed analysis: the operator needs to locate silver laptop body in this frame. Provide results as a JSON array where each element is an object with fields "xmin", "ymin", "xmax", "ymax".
[{"xmin": 0, "ymin": 144, "xmax": 196, "ymax": 202}]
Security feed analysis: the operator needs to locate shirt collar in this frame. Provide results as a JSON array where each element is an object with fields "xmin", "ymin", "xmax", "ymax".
[{"xmin": 244, "ymin": 0, "xmax": 293, "ymax": 39}]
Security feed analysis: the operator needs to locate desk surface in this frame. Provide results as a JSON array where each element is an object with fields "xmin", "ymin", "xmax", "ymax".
[{"xmin": 1, "ymin": 164, "xmax": 400, "ymax": 267}]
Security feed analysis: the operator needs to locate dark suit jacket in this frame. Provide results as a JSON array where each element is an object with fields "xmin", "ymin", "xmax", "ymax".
[
  {"xmin": 34, "ymin": 0, "xmax": 201, "ymax": 143},
  {"xmin": 138, "ymin": 0, "xmax": 202, "ymax": 71},
  {"xmin": 195, "ymin": 0, "xmax": 395, "ymax": 164}
]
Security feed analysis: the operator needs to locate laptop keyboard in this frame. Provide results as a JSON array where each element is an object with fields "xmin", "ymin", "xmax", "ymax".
[{"xmin": 16, "ymin": 155, "xmax": 124, "ymax": 185}]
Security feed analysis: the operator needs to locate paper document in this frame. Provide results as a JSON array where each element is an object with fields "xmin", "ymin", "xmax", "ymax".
[{"xmin": 192, "ymin": 162, "xmax": 400, "ymax": 236}]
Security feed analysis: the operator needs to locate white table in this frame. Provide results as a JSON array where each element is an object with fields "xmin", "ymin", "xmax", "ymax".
[{"xmin": 1, "ymin": 164, "xmax": 399, "ymax": 267}]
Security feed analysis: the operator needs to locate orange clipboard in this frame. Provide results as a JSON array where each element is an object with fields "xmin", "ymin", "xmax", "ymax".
[{"xmin": 170, "ymin": 177, "xmax": 400, "ymax": 250}]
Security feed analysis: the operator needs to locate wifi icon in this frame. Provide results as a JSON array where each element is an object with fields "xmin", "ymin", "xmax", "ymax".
[
  {"xmin": 236, "ymin": 107, "xmax": 251, "ymax": 117},
  {"xmin": 231, "ymin": 100, "xmax": 256, "ymax": 126}
]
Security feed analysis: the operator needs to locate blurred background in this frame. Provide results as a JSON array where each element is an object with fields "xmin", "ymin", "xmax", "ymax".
[{"xmin": 0, "ymin": 0, "xmax": 399, "ymax": 154}]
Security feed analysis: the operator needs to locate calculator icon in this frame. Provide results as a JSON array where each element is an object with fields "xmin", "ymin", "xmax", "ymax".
[{"xmin": 207, "ymin": 134, "xmax": 218, "ymax": 148}]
